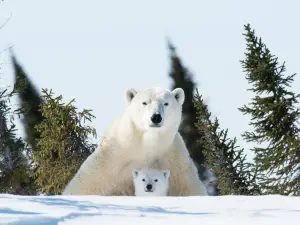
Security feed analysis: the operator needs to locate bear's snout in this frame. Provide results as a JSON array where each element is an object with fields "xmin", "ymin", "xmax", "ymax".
[
  {"xmin": 151, "ymin": 113, "xmax": 162, "ymax": 124},
  {"xmin": 146, "ymin": 184, "xmax": 153, "ymax": 190}
]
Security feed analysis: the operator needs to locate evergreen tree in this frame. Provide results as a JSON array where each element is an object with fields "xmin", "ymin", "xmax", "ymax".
[
  {"xmin": 32, "ymin": 89, "xmax": 97, "ymax": 195},
  {"xmin": 0, "ymin": 11, "xmax": 37, "ymax": 195},
  {"xmin": 11, "ymin": 54, "xmax": 44, "ymax": 152},
  {"xmin": 167, "ymin": 42, "xmax": 207, "ymax": 179},
  {"xmin": 239, "ymin": 24, "xmax": 300, "ymax": 195},
  {"xmin": 0, "ymin": 86, "xmax": 36, "ymax": 195},
  {"xmin": 194, "ymin": 90, "xmax": 261, "ymax": 195}
]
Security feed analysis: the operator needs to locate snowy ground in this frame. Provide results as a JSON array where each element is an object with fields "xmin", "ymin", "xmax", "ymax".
[{"xmin": 0, "ymin": 194, "xmax": 299, "ymax": 225}]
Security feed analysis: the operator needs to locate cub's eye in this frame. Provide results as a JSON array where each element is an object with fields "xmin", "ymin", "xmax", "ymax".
[
  {"xmin": 154, "ymin": 179, "xmax": 158, "ymax": 182},
  {"xmin": 142, "ymin": 102, "xmax": 147, "ymax": 105},
  {"xmin": 142, "ymin": 179, "xmax": 145, "ymax": 182},
  {"xmin": 164, "ymin": 103, "xmax": 169, "ymax": 106}
]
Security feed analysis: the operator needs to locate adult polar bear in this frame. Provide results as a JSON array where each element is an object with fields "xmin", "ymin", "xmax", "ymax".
[{"xmin": 63, "ymin": 87, "xmax": 207, "ymax": 196}]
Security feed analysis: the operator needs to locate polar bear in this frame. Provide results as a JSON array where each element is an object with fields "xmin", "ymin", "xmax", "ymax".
[
  {"xmin": 132, "ymin": 168, "xmax": 170, "ymax": 196},
  {"xmin": 62, "ymin": 87, "xmax": 208, "ymax": 196}
]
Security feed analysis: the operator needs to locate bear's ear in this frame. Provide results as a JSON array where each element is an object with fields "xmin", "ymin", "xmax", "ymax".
[
  {"xmin": 125, "ymin": 88, "xmax": 137, "ymax": 105},
  {"xmin": 172, "ymin": 88, "xmax": 185, "ymax": 105},
  {"xmin": 132, "ymin": 168, "xmax": 141, "ymax": 178},
  {"xmin": 163, "ymin": 169, "xmax": 170, "ymax": 180}
]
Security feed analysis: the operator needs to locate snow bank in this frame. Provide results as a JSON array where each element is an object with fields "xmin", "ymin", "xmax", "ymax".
[{"xmin": 0, "ymin": 194, "xmax": 299, "ymax": 225}]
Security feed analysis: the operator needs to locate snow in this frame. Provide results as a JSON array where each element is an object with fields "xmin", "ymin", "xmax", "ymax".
[{"xmin": 0, "ymin": 194, "xmax": 299, "ymax": 225}]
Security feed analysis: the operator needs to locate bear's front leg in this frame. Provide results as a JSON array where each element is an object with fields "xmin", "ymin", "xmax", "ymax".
[
  {"xmin": 158, "ymin": 134, "xmax": 208, "ymax": 196},
  {"xmin": 62, "ymin": 150, "xmax": 114, "ymax": 195},
  {"xmin": 62, "ymin": 140, "xmax": 133, "ymax": 196}
]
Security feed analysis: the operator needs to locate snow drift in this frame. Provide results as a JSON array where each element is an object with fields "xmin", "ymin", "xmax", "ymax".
[{"xmin": 0, "ymin": 194, "xmax": 299, "ymax": 225}]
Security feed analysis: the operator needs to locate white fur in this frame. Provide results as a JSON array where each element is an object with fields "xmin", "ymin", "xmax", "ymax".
[
  {"xmin": 132, "ymin": 168, "xmax": 170, "ymax": 196},
  {"xmin": 63, "ymin": 87, "xmax": 208, "ymax": 196}
]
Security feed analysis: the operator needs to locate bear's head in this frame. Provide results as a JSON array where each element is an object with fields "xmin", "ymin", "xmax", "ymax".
[
  {"xmin": 132, "ymin": 168, "xmax": 170, "ymax": 196},
  {"xmin": 124, "ymin": 87, "xmax": 185, "ymax": 134}
]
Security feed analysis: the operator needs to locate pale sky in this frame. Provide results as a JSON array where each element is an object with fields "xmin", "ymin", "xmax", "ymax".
[{"xmin": 1, "ymin": 0, "xmax": 300, "ymax": 162}]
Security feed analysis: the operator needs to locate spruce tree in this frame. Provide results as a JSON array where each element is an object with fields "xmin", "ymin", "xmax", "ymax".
[
  {"xmin": 0, "ymin": 86, "xmax": 36, "ymax": 195},
  {"xmin": 239, "ymin": 24, "xmax": 300, "ymax": 195},
  {"xmin": 0, "ymin": 13, "xmax": 36, "ymax": 195},
  {"xmin": 11, "ymin": 54, "xmax": 44, "ymax": 152},
  {"xmin": 32, "ymin": 89, "xmax": 97, "ymax": 195},
  {"xmin": 167, "ymin": 42, "xmax": 206, "ymax": 178},
  {"xmin": 194, "ymin": 90, "xmax": 261, "ymax": 195}
]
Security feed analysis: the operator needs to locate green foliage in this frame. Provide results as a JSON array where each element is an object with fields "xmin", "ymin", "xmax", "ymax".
[
  {"xmin": 0, "ymin": 87, "xmax": 37, "ymax": 195},
  {"xmin": 32, "ymin": 89, "xmax": 97, "ymax": 195},
  {"xmin": 11, "ymin": 54, "xmax": 44, "ymax": 152},
  {"xmin": 167, "ymin": 41, "xmax": 208, "ymax": 181},
  {"xmin": 194, "ymin": 89, "xmax": 261, "ymax": 195},
  {"xmin": 239, "ymin": 24, "xmax": 300, "ymax": 195}
]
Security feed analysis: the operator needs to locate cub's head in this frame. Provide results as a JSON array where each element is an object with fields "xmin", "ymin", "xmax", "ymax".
[
  {"xmin": 124, "ymin": 87, "xmax": 185, "ymax": 133},
  {"xmin": 132, "ymin": 168, "xmax": 170, "ymax": 196}
]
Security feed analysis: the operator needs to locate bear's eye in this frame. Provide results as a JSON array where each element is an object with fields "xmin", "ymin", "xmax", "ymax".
[
  {"xmin": 154, "ymin": 179, "xmax": 158, "ymax": 182},
  {"xmin": 142, "ymin": 102, "xmax": 147, "ymax": 106},
  {"xmin": 142, "ymin": 179, "xmax": 145, "ymax": 182},
  {"xmin": 164, "ymin": 103, "xmax": 169, "ymax": 106}
]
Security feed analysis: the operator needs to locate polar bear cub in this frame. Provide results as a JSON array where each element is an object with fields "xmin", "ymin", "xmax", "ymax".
[{"xmin": 132, "ymin": 168, "xmax": 170, "ymax": 196}]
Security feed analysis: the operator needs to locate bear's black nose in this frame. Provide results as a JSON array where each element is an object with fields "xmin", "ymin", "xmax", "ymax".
[
  {"xmin": 151, "ymin": 114, "xmax": 162, "ymax": 124},
  {"xmin": 146, "ymin": 184, "xmax": 152, "ymax": 190}
]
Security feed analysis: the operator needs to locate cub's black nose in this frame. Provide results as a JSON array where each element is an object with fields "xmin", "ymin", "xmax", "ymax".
[
  {"xmin": 151, "ymin": 114, "xmax": 162, "ymax": 124},
  {"xmin": 146, "ymin": 184, "xmax": 152, "ymax": 190}
]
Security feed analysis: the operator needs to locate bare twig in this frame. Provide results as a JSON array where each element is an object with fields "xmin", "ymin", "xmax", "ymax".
[
  {"xmin": 0, "ymin": 13, "xmax": 13, "ymax": 73},
  {"xmin": 0, "ymin": 13, "xmax": 12, "ymax": 31}
]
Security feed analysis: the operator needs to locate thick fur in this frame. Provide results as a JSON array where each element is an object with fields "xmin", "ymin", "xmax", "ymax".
[
  {"xmin": 132, "ymin": 168, "xmax": 170, "ymax": 196},
  {"xmin": 63, "ymin": 87, "xmax": 208, "ymax": 196}
]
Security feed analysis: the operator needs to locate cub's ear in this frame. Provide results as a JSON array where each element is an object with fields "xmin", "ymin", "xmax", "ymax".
[
  {"xmin": 163, "ymin": 169, "xmax": 170, "ymax": 180},
  {"xmin": 124, "ymin": 88, "xmax": 137, "ymax": 105},
  {"xmin": 172, "ymin": 88, "xmax": 185, "ymax": 105},
  {"xmin": 132, "ymin": 168, "xmax": 141, "ymax": 178}
]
